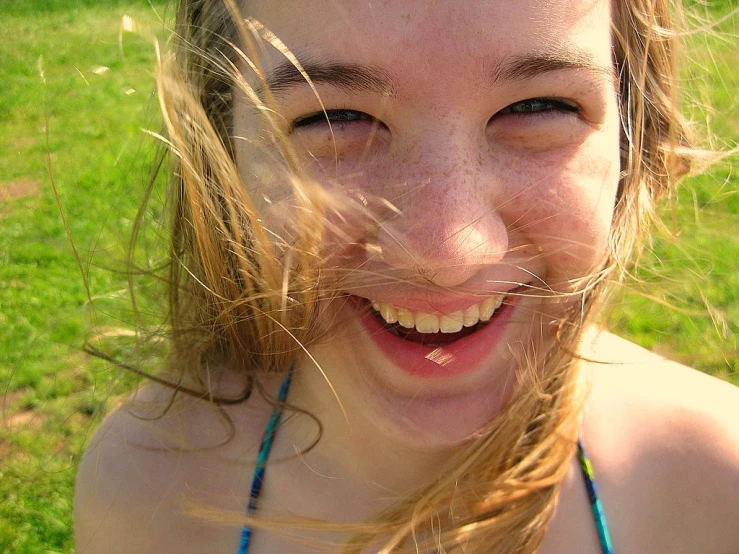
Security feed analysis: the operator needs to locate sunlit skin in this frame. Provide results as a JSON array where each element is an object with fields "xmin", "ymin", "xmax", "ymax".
[
  {"xmin": 235, "ymin": 0, "xmax": 620, "ymax": 455},
  {"xmin": 73, "ymin": 1, "xmax": 739, "ymax": 553}
]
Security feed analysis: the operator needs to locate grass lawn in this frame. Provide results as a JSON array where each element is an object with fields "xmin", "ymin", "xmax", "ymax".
[
  {"xmin": 0, "ymin": 2, "xmax": 168, "ymax": 551},
  {"xmin": 0, "ymin": 2, "xmax": 737, "ymax": 552}
]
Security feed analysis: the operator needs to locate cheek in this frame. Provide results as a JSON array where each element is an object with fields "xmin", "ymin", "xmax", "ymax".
[
  {"xmin": 237, "ymin": 148, "xmax": 381, "ymax": 270},
  {"xmin": 499, "ymin": 147, "xmax": 619, "ymax": 286}
]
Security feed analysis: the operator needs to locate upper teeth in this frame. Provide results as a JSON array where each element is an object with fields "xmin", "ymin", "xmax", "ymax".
[{"xmin": 370, "ymin": 296, "xmax": 505, "ymax": 334}]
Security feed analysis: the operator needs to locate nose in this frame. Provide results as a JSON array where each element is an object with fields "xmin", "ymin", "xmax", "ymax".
[{"xmin": 375, "ymin": 141, "xmax": 508, "ymax": 288}]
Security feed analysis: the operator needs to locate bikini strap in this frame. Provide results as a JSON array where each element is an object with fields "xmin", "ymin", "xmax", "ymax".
[
  {"xmin": 238, "ymin": 380, "xmax": 611, "ymax": 554},
  {"xmin": 238, "ymin": 366, "xmax": 294, "ymax": 554},
  {"xmin": 577, "ymin": 439, "xmax": 614, "ymax": 554}
]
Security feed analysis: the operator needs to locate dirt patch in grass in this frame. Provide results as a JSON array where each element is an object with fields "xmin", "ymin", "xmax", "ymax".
[
  {"xmin": 1, "ymin": 389, "xmax": 26, "ymax": 420},
  {"xmin": 0, "ymin": 179, "xmax": 41, "ymax": 203},
  {"xmin": 5, "ymin": 409, "xmax": 48, "ymax": 429},
  {"xmin": 1, "ymin": 389, "xmax": 48, "ymax": 431}
]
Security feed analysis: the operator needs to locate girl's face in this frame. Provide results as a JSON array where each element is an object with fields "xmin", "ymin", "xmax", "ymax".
[{"xmin": 235, "ymin": 0, "xmax": 620, "ymax": 447}]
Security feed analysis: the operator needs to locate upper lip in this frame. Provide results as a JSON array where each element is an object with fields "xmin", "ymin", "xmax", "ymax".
[{"xmin": 344, "ymin": 285, "xmax": 529, "ymax": 315}]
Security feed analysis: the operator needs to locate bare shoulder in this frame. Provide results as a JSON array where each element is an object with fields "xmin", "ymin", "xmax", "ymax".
[
  {"xmin": 582, "ymin": 330, "xmax": 739, "ymax": 450},
  {"xmin": 580, "ymin": 329, "xmax": 739, "ymax": 553},
  {"xmin": 74, "ymin": 379, "xmax": 277, "ymax": 554}
]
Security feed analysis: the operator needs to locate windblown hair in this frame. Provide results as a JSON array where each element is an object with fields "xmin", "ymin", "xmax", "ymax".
[{"xmin": 134, "ymin": 0, "xmax": 695, "ymax": 551}]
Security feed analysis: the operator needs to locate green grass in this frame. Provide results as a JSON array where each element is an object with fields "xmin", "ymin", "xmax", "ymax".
[
  {"xmin": 0, "ymin": 2, "xmax": 737, "ymax": 552},
  {"xmin": 607, "ymin": 7, "xmax": 739, "ymax": 378},
  {"xmin": 0, "ymin": 2, "xmax": 167, "ymax": 552}
]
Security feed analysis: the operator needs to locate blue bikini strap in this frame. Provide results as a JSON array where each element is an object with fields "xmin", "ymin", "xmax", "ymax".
[
  {"xmin": 577, "ymin": 439, "xmax": 614, "ymax": 554},
  {"xmin": 238, "ymin": 366, "xmax": 294, "ymax": 554},
  {"xmin": 237, "ymin": 377, "xmax": 613, "ymax": 554}
]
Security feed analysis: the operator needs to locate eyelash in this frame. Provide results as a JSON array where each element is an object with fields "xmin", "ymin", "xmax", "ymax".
[
  {"xmin": 291, "ymin": 97, "xmax": 581, "ymax": 129},
  {"xmin": 292, "ymin": 109, "xmax": 373, "ymax": 129},
  {"xmin": 499, "ymin": 97, "xmax": 580, "ymax": 117}
]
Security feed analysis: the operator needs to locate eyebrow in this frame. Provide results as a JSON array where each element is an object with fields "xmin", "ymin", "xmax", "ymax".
[
  {"xmin": 259, "ymin": 48, "xmax": 615, "ymax": 99},
  {"xmin": 259, "ymin": 60, "xmax": 398, "ymax": 99},
  {"xmin": 490, "ymin": 49, "xmax": 617, "ymax": 86}
]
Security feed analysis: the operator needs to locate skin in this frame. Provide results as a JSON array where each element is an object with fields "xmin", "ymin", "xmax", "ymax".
[
  {"xmin": 74, "ymin": 0, "xmax": 739, "ymax": 552},
  {"xmin": 236, "ymin": 0, "xmax": 620, "ymax": 457},
  {"xmin": 74, "ymin": 337, "xmax": 739, "ymax": 553}
]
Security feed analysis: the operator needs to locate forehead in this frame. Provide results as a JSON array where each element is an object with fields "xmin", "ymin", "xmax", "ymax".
[{"xmin": 243, "ymin": 0, "xmax": 614, "ymax": 76}]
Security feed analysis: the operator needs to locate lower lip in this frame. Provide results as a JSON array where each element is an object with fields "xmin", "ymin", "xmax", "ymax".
[{"xmin": 354, "ymin": 296, "xmax": 518, "ymax": 379}]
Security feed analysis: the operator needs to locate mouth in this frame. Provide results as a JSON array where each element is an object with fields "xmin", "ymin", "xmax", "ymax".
[
  {"xmin": 367, "ymin": 296, "xmax": 504, "ymax": 347},
  {"xmin": 351, "ymin": 292, "xmax": 520, "ymax": 379}
]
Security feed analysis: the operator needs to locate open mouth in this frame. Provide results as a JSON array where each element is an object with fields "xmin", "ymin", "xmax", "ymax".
[
  {"xmin": 353, "ymin": 292, "xmax": 520, "ymax": 379},
  {"xmin": 365, "ymin": 296, "xmax": 505, "ymax": 347},
  {"xmin": 375, "ymin": 318, "xmax": 486, "ymax": 346}
]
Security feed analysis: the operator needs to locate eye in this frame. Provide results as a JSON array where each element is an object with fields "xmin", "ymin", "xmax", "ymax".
[
  {"xmin": 489, "ymin": 97, "xmax": 589, "ymax": 149},
  {"xmin": 288, "ymin": 108, "xmax": 386, "ymax": 161},
  {"xmin": 499, "ymin": 97, "xmax": 580, "ymax": 117},
  {"xmin": 292, "ymin": 109, "xmax": 375, "ymax": 129}
]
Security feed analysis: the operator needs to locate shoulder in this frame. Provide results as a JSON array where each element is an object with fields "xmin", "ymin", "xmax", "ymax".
[
  {"xmin": 74, "ymin": 379, "xmax": 277, "ymax": 553},
  {"xmin": 580, "ymin": 330, "xmax": 739, "ymax": 553},
  {"xmin": 581, "ymin": 330, "xmax": 739, "ymax": 454},
  {"xmin": 74, "ymin": 391, "xmax": 171, "ymax": 553}
]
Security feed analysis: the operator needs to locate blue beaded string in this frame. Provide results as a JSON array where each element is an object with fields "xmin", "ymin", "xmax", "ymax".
[
  {"xmin": 577, "ymin": 439, "xmax": 614, "ymax": 554},
  {"xmin": 238, "ymin": 367, "xmax": 294, "ymax": 554}
]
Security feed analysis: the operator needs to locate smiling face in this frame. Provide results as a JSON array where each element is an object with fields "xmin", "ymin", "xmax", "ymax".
[{"xmin": 234, "ymin": 0, "xmax": 621, "ymax": 448}]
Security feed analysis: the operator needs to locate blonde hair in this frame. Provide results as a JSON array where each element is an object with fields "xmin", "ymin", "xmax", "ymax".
[{"xmin": 127, "ymin": 0, "xmax": 696, "ymax": 551}]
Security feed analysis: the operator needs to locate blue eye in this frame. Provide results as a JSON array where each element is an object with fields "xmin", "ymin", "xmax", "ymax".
[
  {"xmin": 501, "ymin": 98, "xmax": 580, "ymax": 115},
  {"xmin": 292, "ymin": 109, "xmax": 374, "ymax": 129}
]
